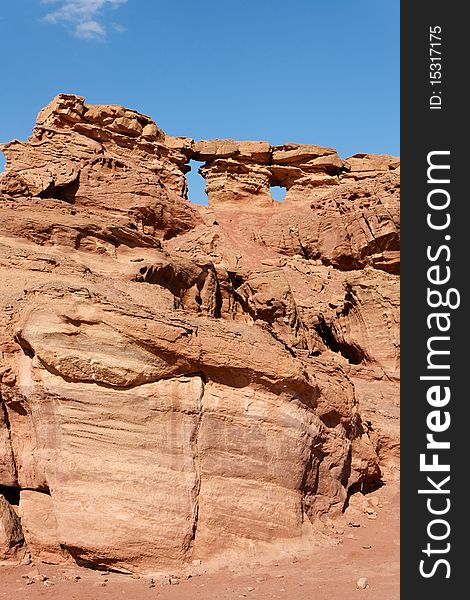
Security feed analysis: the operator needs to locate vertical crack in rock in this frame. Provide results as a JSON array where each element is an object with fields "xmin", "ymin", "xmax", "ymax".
[
  {"xmin": 299, "ymin": 443, "xmax": 323, "ymax": 524},
  {"xmin": 188, "ymin": 374, "xmax": 205, "ymax": 555},
  {"xmin": 0, "ymin": 393, "xmax": 19, "ymax": 485},
  {"xmin": 213, "ymin": 273, "xmax": 223, "ymax": 319},
  {"xmin": 266, "ymin": 328, "xmax": 297, "ymax": 358},
  {"xmin": 340, "ymin": 443, "xmax": 353, "ymax": 512},
  {"xmin": 361, "ymin": 213, "xmax": 380, "ymax": 249}
]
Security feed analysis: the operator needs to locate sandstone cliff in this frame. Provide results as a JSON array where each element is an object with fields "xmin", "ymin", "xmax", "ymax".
[{"xmin": 0, "ymin": 94, "xmax": 399, "ymax": 572}]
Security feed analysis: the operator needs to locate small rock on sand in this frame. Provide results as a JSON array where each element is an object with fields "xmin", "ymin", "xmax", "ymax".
[{"xmin": 356, "ymin": 577, "xmax": 369, "ymax": 589}]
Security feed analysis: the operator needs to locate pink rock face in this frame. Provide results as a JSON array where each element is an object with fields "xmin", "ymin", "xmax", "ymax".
[
  {"xmin": 0, "ymin": 94, "xmax": 399, "ymax": 572},
  {"xmin": 18, "ymin": 490, "xmax": 66, "ymax": 564}
]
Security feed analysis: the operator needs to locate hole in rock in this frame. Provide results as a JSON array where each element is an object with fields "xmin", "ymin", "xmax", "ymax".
[
  {"xmin": 270, "ymin": 186, "xmax": 287, "ymax": 202},
  {"xmin": 320, "ymin": 410, "xmax": 342, "ymax": 429},
  {"xmin": 186, "ymin": 160, "xmax": 208, "ymax": 205},
  {"xmin": 0, "ymin": 485, "xmax": 20, "ymax": 505},
  {"xmin": 0, "ymin": 153, "xmax": 6, "ymax": 174},
  {"xmin": 39, "ymin": 176, "xmax": 80, "ymax": 204}
]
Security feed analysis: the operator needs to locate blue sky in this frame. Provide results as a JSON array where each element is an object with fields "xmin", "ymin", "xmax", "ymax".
[{"xmin": 0, "ymin": 1, "xmax": 399, "ymax": 200}]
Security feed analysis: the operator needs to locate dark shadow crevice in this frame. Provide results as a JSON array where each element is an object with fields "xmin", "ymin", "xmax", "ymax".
[
  {"xmin": 39, "ymin": 174, "xmax": 80, "ymax": 204},
  {"xmin": 314, "ymin": 317, "xmax": 366, "ymax": 365},
  {"xmin": 0, "ymin": 485, "xmax": 20, "ymax": 505}
]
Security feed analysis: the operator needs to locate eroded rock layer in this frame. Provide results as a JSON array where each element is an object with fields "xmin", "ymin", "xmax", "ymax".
[{"xmin": 0, "ymin": 94, "xmax": 399, "ymax": 571}]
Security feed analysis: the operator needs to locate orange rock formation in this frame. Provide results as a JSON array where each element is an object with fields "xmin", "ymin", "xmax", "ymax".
[{"xmin": 0, "ymin": 94, "xmax": 399, "ymax": 572}]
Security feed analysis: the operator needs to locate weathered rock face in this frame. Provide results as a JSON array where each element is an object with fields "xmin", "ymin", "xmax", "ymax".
[
  {"xmin": 0, "ymin": 94, "xmax": 399, "ymax": 572},
  {"xmin": 0, "ymin": 494, "xmax": 25, "ymax": 561}
]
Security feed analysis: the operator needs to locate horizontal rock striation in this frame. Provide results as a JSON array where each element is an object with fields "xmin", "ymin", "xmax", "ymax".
[{"xmin": 0, "ymin": 94, "xmax": 399, "ymax": 572}]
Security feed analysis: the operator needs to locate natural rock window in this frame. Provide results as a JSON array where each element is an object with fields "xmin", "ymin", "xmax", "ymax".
[
  {"xmin": 186, "ymin": 160, "xmax": 208, "ymax": 205},
  {"xmin": 270, "ymin": 185, "xmax": 287, "ymax": 202}
]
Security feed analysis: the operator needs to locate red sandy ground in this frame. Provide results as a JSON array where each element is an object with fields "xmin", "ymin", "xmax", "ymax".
[{"xmin": 0, "ymin": 484, "xmax": 399, "ymax": 600}]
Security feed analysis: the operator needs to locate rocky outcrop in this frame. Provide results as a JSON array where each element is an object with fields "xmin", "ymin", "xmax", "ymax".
[
  {"xmin": 0, "ymin": 94, "xmax": 200, "ymax": 240},
  {"xmin": 0, "ymin": 94, "xmax": 399, "ymax": 572}
]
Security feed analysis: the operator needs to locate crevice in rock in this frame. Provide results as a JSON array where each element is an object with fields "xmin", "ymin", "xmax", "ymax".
[
  {"xmin": 314, "ymin": 317, "xmax": 366, "ymax": 365},
  {"xmin": 266, "ymin": 328, "xmax": 297, "ymax": 358},
  {"xmin": 299, "ymin": 446, "xmax": 315, "ymax": 523},
  {"xmin": 0, "ymin": 393, "xmax": 19, "ymax": 483},
  {"xmin": 139, "ymin": 263, "xmax": 183, "ymax": 296},
  {"xmin": 226, "ymin": 271, "xmax": 244, "ymax": 291},
  {"xmin": 0, "ymin": 485, "xmax": 20, "ymax": 505},
  {"xmin": 341, "ymin": 435, "xmax": 385, "ymax": 513},
  {"xmin": 225, "ymin": 275, "xmax": 257, "ymax": 322},
  {"xmin": 13, "ymin": 333, "xmax": 36, "ymax": 359},
  {"xmin": 297, "ymin": 236, "xmax": 310, "ymax": 260},
  {"xmin": 340, "ymin": 443, "xmax": 353, "ymax": 492},
  {"xmin": 59, "ymin": 545, "xmax": 134, "ymax": 573},
  {"xmin": 23, "ymin": 486, "xmax": 52, "ymax": 496},
  {"xmin": 137, "ymin": 262, "xmax": 221, "ymax": 317},
  {"xmin": 187, "ymin": 374, "xmax": 205, "ymax": 556},
  {"xmin": 319, "ymin": 410, "xmax": 342, "ymax": 429},
  {"xmin": 361, "ymin": 214, "xmax": 380, "ymax": 253},
  {"xmin": 1, "ymin": 393, "xmax": 12, "ymax": 431},
  {"xmin": 0, "ymin": 485, "xmax": 51, "ymax": 506},
  {"xmin": 39, "ymin": 173, "xmax": 80, "ymax": 204},
  {"xmin": 341, "ymin": 285, "xmax": 355, "ymax": 317},
  {"xmin": 214, "ymin": 277, "xmax": 223, "ymax": 319},
  {"xmin": 342, "ymin": 479, "xmax": 385, "ymax": 513},
  {"xmin": 224, "ymin": 274, "xmax": 300, "ymax": 357},
  {"xmin": 299, "ymin": 444, "xmax": 324, "ymax": 524},
  {"xmin": 3, "ymin": 397, "xmax": 28, "ymax": 417},
  {"xmin": 0, "ymin": 487, "xmax": 26, "ymax": 560},
  {"xmin": 320, "ymin": 254, "xmax": 361, "ymax": 272},
  {"xmin": 362, "ymin": 213, "xmax": 400, "ymax": 254}
]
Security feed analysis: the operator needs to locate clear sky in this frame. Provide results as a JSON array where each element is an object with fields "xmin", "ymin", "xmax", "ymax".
[{"xmin": 0, "ymin": 1, "xmax": 399, "ymax": 200}]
